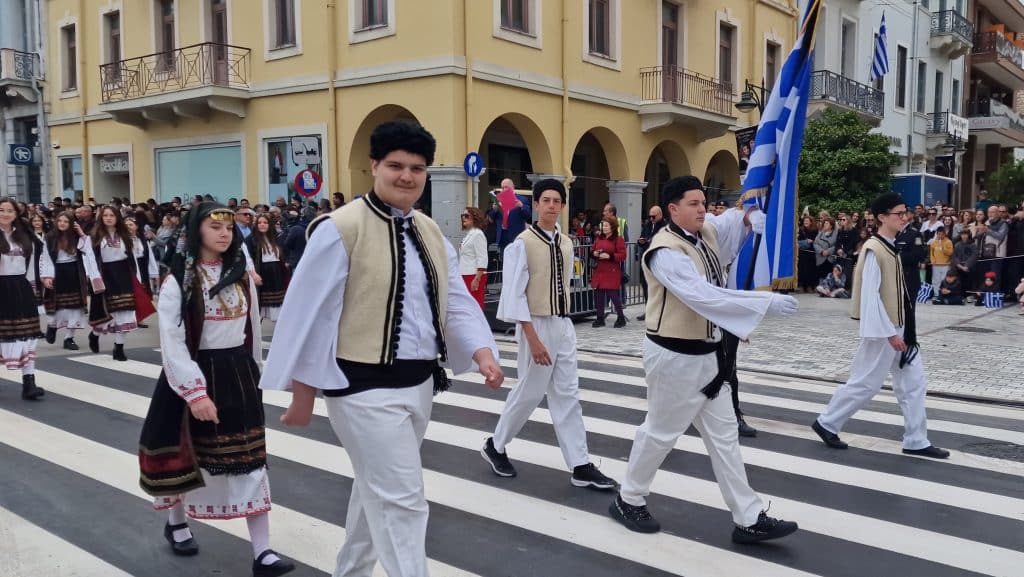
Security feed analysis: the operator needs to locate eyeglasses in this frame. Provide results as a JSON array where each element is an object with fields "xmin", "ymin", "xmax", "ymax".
[
  {"xmin": 886, "ymin": 210, "xmax": 908, "ymax": 217},
  {"xmin": 838, "ymin": 218, "xmax": 847, "ymax": 222}
]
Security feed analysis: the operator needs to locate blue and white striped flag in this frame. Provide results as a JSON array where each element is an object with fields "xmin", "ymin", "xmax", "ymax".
[
  {"xmin": 733, "ymin": 0, "xmax": 822, "ymax": 291},
  {"xmin": 983, "ymin": 292, "xmax": 1004, "ymax": 309},
  {"xmin": 869, "ymin": 14, "xmax": 889, "ymax": 82},
  {"xmin": 916, "ymin": 284, "xmax": 934, "ymax": 303}
]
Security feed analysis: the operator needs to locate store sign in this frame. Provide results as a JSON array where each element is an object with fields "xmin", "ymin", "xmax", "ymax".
[
  {"xmin": 947, "ymin": 114, "xmax": 969, "ymax": 140},
  {"xmin": 291, "ymin": 136, "xmax": 321, "ymax": 166},
  {"xmin": 99, "ymin": 153, "xmax": 130, "ymax": 174},
  {"xmin": 970, "ymin": 116, "xmax": 1006, "ymax": 131}
]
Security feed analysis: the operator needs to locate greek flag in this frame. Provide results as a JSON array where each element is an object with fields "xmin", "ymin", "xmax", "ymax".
[
  {"xmin": 983, "ymin": 292, "xmax": 1004, "ymax": 309},
  {"xmin": 734, "ymin": 0, "xmax": 822, "ymax": 291},
  {"xmin": 869, "ymin": 14, "xmax": 889, "ymax": 82},
  {"xmin": 916, "ymin": 284, "xmax": 934, "ymax": 303}
]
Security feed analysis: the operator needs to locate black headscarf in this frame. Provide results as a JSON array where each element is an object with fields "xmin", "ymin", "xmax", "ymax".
[{"xmin": 162, "ymin": 201, "xmax": 247, "ymax": 322}]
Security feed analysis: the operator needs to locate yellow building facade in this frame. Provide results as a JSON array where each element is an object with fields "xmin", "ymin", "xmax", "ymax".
[{"xmin": 46, "ymin": 0, "xmax": 797, "ymax": 238}]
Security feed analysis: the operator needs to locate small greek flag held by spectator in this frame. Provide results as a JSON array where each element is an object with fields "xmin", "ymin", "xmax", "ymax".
[
  {"xmin": 869, "ymin": 14, "xmax": 889, "ymax": 82},
  {"xmin": 916, "ymin": 284, "xmax": 934, "ymax": 303},
  {"xmin": 983, "ymin": 292, "xmax": 1004, "ymax": 309}
]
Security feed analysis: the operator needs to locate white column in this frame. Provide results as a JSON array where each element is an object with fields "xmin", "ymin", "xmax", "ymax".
[
  {"xmin": 427, "ymin": 165, "xmax": 468, "ymax": 247},
  {"xmin": 606, "ymin": 180, "xmax": 647, "ymax": 242}
]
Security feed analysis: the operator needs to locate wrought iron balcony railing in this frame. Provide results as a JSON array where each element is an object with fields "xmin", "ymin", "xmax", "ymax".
[
  {"xmin": 0, "ymin": 48, "xmax": 40, "ymax": 82},
  {"xmin": 967, "ymin": 98, "xmax": 1024, "ymax": 131},
  {"xmin": 928, "ymin": 111, "xmax": 949, "ymax": 135},
  {"xmin": 972, "ymin": 31, "xmax": 1024, "ymax": 71},
  {"xmin": 809, "ymin": 70, "xmax": 884, "ymax": 118},
  {"xmin": 640, "ymin": 66, "xmax": 735, "ymax": 117},
  {"xmin": 100, "ymin": 42, "xmax": 251, "ymax": 104},
  {"xmin": 931, "ymin": 10, "xmax": 974, "ymax": 42}
]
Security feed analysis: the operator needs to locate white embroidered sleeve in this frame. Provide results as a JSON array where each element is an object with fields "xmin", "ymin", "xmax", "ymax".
[{"xmin": 157, "ymin": 278, "xmax": 208, "ymax": 404}]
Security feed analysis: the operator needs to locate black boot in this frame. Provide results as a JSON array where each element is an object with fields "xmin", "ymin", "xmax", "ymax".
[
  {"xmin": 63, "ymin": 337, "xmax": 79, "ymax": 351},
  {"xmin": 113, "ymin": 343, "xmax": 127, "ymax": 361},
  {"xmin": 88, "ymin": 332, "xmax": 100, "ymax": 353},
  {"xmin": 613, "ymin": 315, "xmax": 627, "ymax": 328},
  {"xmin": 592, "ymin": 317, "xmax": 606, "ymax": 328},
  {"xmin": 737, "ymin": 415, "xmax": 757, "ymax": 438},
  {"xmin": 21, "ymin": 374, "xmax": 44, "ymax": 401},
  {"xmin": 45, "ymin": 326, "xmax": 57, "ymax": 344}
]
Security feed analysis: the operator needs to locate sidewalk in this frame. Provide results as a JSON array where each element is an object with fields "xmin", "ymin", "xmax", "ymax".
[{"xmin": 529, "ymin": 293, "xmax": 1024, "ymax": 405}]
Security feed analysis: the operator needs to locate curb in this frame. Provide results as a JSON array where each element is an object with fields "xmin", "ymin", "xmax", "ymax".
[{"xmin": 496, "ymin": 336, "xmax": 1024, "ymax": 409}]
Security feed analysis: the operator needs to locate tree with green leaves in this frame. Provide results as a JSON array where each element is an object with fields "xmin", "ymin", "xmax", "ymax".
[
  {"xmin": 985, "ymin": 160, "xmax": 1024, "ymax": 207},
  {"xmin": 798, "ymin": 108, "xmax": 900, "ymax": 215}
]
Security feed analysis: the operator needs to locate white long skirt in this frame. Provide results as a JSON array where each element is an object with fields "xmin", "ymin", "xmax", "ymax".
[
  {"xmin": 48, "ymin": 308, "xmax": 88, "ymax": 330},
  {"xmin": 153, "ymin": 467, "xmax": 271, "ymax": 520}
]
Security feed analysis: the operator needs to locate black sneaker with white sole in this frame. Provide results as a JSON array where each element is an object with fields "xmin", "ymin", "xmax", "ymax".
[
  {"xmin": 731, "ymin": 511, "xmax": 798, "ymax": 544},
  {"xmin": 571, "ymin": 463, "xmax": 617, "ymax": 491},
  {"xmin": 608, "ymin": 494, "xmax": 660, "ymax": 533},
  {"xmin": 481, "ymin": 437, "xmax": 517, "ymax": 477}
]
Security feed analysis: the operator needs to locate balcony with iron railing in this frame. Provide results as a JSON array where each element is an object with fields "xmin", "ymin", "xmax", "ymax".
[
  {"xmin": 0, "ymin": 48, "xmax": 40, "ymax": 83},
  {"xmin": 966, "ymin": 98, "xmax": 1024, "ymax": 146},
  {"xmin": 638, "ymin": 66, "xmax": 736, "ymax": 140},
  {"xmin": 98, "ymin": 42, "xmax": 251, "ymax": 125},
  {"xmin": 930, "ymin": 11, "xmax": 974, "ymax": 57},
  {"xmin": 971, "ymin": 30, "xmax": 1024, "ymax": 86},
  {"xmin": 807, "ymin": 70, "xmax": 884, "ymax": 124}
]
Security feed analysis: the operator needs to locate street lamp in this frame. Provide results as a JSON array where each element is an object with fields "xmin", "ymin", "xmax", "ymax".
[
  {"xmin": 941, "ymin": 134, "xmax": 967, "ymax": 206},
  {"xmin": 735, "ymin": 79, "xmax": 768, "ymax": 115}
]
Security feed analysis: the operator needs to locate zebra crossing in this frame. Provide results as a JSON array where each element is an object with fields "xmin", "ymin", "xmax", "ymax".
[{"xmin": 1, "ymin": 341, "xmax": 1022, "ymax": 577}]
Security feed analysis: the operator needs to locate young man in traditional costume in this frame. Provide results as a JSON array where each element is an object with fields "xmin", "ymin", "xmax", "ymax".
[
  {"xmin": 480, "ymin": 179, "xmax": 617, "ymax": 491},
  {"xmin": 261, "ymin": 121, "xmax": 504, "ymax": 577},
  {"xmin": 139, "ymin": 202, "xmax": 294, "ymax": 577},
  {"xmin": 609, "ymin": 176, "xmax": 800, "ymax": 543},
  {"xmin": 812, "ymin": 193, "xmax": 950, "ymax": 459}
]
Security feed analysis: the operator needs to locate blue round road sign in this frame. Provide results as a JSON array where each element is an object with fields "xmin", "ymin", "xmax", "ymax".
[{"xmin": 463, "ymin": 152, "xmax": 483, "ymax": 177}]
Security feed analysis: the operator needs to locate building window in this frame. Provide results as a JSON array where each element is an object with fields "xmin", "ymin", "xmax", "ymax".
[
  {"xmin": 896, "ymin": 45, "xmax": 908, "ymax": 109},
  {"xmin": 360, "ymin": 0, "xmax": 387, "ymax": 29},
  {"xmin": 952, "ymin": 78, "xmax": 961, "ymax": 115},
  {"xmin": 61, "ymin": 25, "xmax": 77, "ymax": 91},
  {"xmin": 156, "ymin": 144, "xmax": 242, "ymax": 204},
  {"xmin": 766, "ymin": 41, "xmax": 780, "ymax": 91},
  {"xmin": 104, "ymin": 12, "xmax": 121, "ymax": 64},
  {"xmin": 589, "ymin": 0, "xmax": 610, "ymax": 57},
  {"xmin": 272, "ymin": 0, "xmax": 296, "ymax": 47},
  {"xmin": 156, "ymin": 0, "xmax": 176, "ymax": 71},
  {"xmin": 916, "ymin": 61, "xmax": 927, "ymax": 113},
  {"xmin": 840, "ymin": 19, "xmax": 855, "ymax": 78},
  {"xmin": 662, "ymin": 2, "xmax": 679, "ymax": 68},
  {"xmin": 719, "ymin": 23, "xmax": 735, "ymax": 91},
  {"xmin": 60, "ymin": 156, "xmax": 84, "ymax": 202},
  {"xmin": 266, "ymin": 136, "xmax": 324, "ymax": 204},
  {"xmin": 934, "ymin": 70, "xmax": 944, "ymax": 115},
  {"xmin": 501, "ymin": 0, "xmax": 530, "ymax": 33}
]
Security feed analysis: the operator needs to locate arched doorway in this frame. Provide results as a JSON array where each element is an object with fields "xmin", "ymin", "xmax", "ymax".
[
  {"xmin": 348, "ymin": 104, "xmax": 420, "ymax": 199},
  {"xmin": 477, "ymin": 113, "xmax": 554, "ymax": 208},
  {"xmin": 703, "ymin": 149, "xmax": 741, "ymax": 202},
  {"xmin": 642, "ymin": 140, "xmax": 691, "ymax": 209}
]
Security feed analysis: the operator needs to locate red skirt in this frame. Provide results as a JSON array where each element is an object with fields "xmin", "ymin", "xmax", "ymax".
[{"xmin": 462, "ymin": 273, "xmax": 486, "ymax": 309}]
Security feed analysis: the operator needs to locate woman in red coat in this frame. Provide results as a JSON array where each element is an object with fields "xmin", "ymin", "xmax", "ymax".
[{"xmin": 590, "ymin": 215, "xmax": 627, "ymax": 328}]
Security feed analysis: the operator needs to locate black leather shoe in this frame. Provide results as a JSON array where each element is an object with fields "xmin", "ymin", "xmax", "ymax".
[
  {"xmin": 113, "ymin": 343, "xmax": 127, "ymax": 361},
  {"xmin": 253, "ymin": 550, "xmax": 295, "ymax": 577},
  {"xmin": 163, "ymin": 522, "xmax": 199, "ymax": 556},
  {"xmin": 811, "ymin": 420, "xmax": 848, "ymax": 449},
  {"xmin": 21, "ymin": 375, "xmax": 44, "ymax": 401},
  {"xmin": 902, "ymin": 445, "xmax": 950, "ymax": 459},
  {"xmin": 737, "ymin": 416, "xmax": 757, "ymax": 438},
  {"xmin": 636, "ymin": 313, "xmax": 646, "ymax": 321},
  {"xmin": 88, "ymin": 332, "xmax": 100, "ymax": 353},
  {"xmin": 591, "ymin": 317, "xmax": 606, "ymax": 328},
  {"xmin": 63, "ymin": 338, "xmax": 79, "ymax": 351},
  {"xmin": 45, "ymin": 326, "xmax": 57, "ymax": 344}
]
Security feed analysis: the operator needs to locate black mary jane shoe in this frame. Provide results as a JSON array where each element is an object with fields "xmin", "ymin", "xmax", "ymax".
[
  {"xmin": 163, "ymin": 522, "xmax": 199, "ymax": 556},
  {"xmin": 45, "ymin": 326, "xmax": 57, "ymax": 344},
  {"xmin": 252, "ymin": 550, "xmax": 295, "ymax": 577},
  {"xmin": 63, "ymin": 337, "xmax": 79, "ymax": 351},
  {"xmin": 88, "ymin": 332, "xmax": 100, "ymax": 353}
]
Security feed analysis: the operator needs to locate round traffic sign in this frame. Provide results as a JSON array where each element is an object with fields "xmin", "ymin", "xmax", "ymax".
[
  {"xmin": 463, "ymin": 152, "xmax": 483, "ymax": 177},
  {"xmin": 294, "ymin": 169, "xmax": 323, "ymax": 198}
]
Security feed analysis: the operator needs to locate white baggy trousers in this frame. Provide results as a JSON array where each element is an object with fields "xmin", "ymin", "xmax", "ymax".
[
  {"xmin": 619, "ymin": 339, "xmax": 763, "ymax": 527},
  {"xmin": 817, "ymin": 335, "xmax": 931, "ymax": 450},
  {"xmin": 325, "ymin": 382, "xmax": 433, "ymax": 577},
  {"xmin": 492, "ymin": 315, "xmax": 590, "ymax": 470}
]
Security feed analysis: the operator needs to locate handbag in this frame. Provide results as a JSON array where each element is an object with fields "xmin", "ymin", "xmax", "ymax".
[{"xmin": 132, "ymin": 276, "xmax": 157, "ymax": 323}]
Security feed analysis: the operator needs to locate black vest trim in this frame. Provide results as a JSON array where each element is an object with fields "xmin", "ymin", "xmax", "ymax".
[{"xmin": 528, "ymin": 224, "xmax": 569, "ymax": 318}]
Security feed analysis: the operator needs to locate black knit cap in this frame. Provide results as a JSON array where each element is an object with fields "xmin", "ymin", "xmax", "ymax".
[
  {"xmin": 869, "ymin": 192, "xmax": 906, "ymax": 218},
  {"xmin": 532, "ymin": 178, "xmax": 566, "ymax": 203}
]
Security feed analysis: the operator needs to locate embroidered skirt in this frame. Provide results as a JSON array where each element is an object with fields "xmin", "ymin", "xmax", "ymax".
[
  {"xmin": 0, "ymin": 275, "xmax": 42, "ymax": 369},
  {"xmin": 45, "ymin": 261, "xmax": 88, "ymax": 330},
  {"xmin": 140, "ymin": 345, "xmax": 270, "ymax": 520},
  {"xmin": 89, "ymin": 259, "xmax": 137, "ymax": 334},
  {"xmin": 258, "ymin": 260, "xmax": 288, "ymax": 321}
]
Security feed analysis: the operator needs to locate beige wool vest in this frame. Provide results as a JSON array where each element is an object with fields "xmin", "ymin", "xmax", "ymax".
[
  {"xmin": 519, "ymin": 225, "xmax": 573, "ymax": 317},
  {"xmin": 850, "ymin": 236, "xmax": 905, "ymax": 328},
  {"xmin": 310, "ymin": 193, "xmax": 449, "ymax": 365},
  {"xmin": 642, "ymin": 223, "xmax": 725, "ymax": 341}
]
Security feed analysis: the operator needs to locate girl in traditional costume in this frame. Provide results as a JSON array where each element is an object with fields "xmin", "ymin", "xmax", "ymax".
[
  {"xmin": 88, "ymin": 206, "xmax": 140, "ymax": 360},
  {"xmin": 245, "ymin": 214, "xmax": 289, "ymax": 321},
  {"xmin": 138, "ymin": 202, "xmax": 293, "ymax": 577},
  {"xmin": 43, "ymin": 212, "xmax": 99, "ymax": 350}
]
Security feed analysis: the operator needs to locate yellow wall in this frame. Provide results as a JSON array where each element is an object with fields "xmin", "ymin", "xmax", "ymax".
[{"xmin": 46, "ymin": 0, "xmax": 798, "ymax": 207}]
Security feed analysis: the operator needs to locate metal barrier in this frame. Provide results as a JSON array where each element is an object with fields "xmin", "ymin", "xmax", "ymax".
[{"xmin": 482, "ymin": 239, "xmax": 648, "ymax": 330}]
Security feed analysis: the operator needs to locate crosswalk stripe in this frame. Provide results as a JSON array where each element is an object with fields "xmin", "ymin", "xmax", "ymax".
[
  {"xmin": 0, "ymin": 505, "xmax": 135, "ymax": 577},
  {"xmin": 0, "ymin": 407, "xmax": 477, "ymax": 577},
  {"xmin": 15, "ymin": 371, "xmax": 820, "ymax": 577},
  {"xmin": 70, "ymin": 355, "xmax": 1024, "ymax": 497},
  {"xmin": 23, "ymin": 366, "xmax": 1024, "ymax": 577}
]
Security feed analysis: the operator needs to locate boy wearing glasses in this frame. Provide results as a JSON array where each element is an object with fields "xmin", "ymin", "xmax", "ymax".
[{"xmin": 813, "ymin": 193, "xmax": 949, "ymax": 459}]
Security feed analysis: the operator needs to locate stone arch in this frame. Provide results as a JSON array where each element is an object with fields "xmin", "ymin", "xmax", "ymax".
[
  {"xmin": 477, "ymin": 112, "xmax": 555, "ymax": 187},
  {"xmin": 703, "ymin": 149, "xmax": 741, "ymax": 192}
]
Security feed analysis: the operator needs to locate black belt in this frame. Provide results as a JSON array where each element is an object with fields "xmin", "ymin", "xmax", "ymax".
[{"xmin": 646, "ymin": 334, "xmax": 728, "ymax": 399}]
